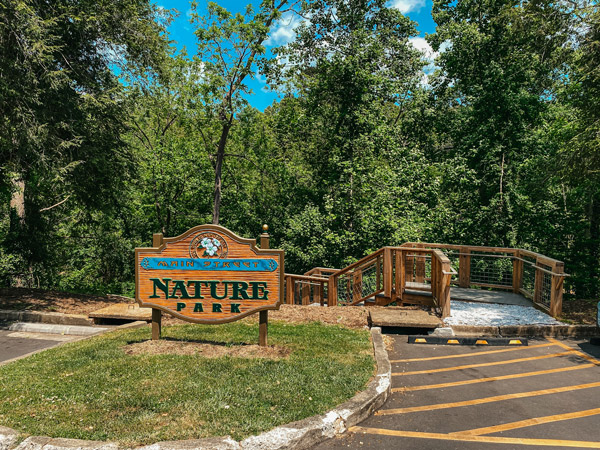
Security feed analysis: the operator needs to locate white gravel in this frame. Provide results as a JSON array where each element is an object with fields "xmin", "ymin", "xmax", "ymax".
[{"xmin": 443, "ymin": 301, "xmax": 563, "ymax": 326}]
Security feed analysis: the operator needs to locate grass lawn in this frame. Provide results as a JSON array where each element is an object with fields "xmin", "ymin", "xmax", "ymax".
[{"xmin": 0, "ymin": 321, "xmax": 374, "ymax": 446}]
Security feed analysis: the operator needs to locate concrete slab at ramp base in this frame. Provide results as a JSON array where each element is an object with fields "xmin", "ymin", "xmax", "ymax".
[{"xmin": 370, "ymin": 308, "xmax": 441, "ymax": 328}]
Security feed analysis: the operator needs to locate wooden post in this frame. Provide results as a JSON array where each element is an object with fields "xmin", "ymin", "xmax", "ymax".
[
  {"xmin": 259, "ymin": 310, "xmax": 268, "ymax": 346},
  {"xmin": 352, "ymin": 270, "xmax": 363, "ymax": 303},
  {"xmin": 151, "ymin": 232, "xmax": 163, "ymax": 340},
  {"xmin": 286, "ymin": 276, "xmax": 294, "ymax": 304},
  {"xmin": 534, "ymin": 258, "xmax": 543, "ymax": 304},
  {"xmin": 314, "ymin": 279, "xmax": 322, "ymax": 305},
  {"xmin": 512, "ymin": 250, "xmax": 522, "ymax": 294},
  {"xmin": 459, "ymin": 247, "xmax": 470, "ymax": 288},
  {"xmin": 405, "ymin": 250, "xmax": 414, "ymax": 283},
  {"xmin": 550, "ymin": 262, "xmax": 564, "ymax": 317},
  {"xmin": 376, "ymin": 255, "xmax": 381, "ymax": 289},
  {"xmin": 384, "ymin": 248, "xmax": 393, "ymax": 298},
  {"xmin": 260, "ymin": 224, "xmax": 270, "ymax": 249},
  {"xmin": 302, "ymin": 282, "xmax": 310, "ymax": 305},
  {"xmin": 398, "ymin": 249, "xmax": 405, "ymax": 304},
  {"xmin": 415, "ymin": 244, "xmax": 426, "ymax": 283},
  {"xmin": 319, "ymin": 281, "xmax": 325, "ymax": 306},
  {"xmin": 328, "ymin": 275, "xmax": 338, "ymax": 306},
  {"xmin": 259, "ymin": 225, "xmax": 270, "ymax": 346}
]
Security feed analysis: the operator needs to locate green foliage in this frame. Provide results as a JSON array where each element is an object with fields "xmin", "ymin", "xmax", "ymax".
[{"xmin": 0, "ymin": 0, "xmax": 599, "ymax": 298}]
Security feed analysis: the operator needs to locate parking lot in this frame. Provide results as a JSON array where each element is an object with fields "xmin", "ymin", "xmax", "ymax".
[{"xmin": 315, "ymin": 335, "xmax": 600, "ymax": 449}]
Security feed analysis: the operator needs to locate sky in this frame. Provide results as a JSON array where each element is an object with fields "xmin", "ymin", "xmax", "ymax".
[{"xmin": 155, "ymin": 0, "xmax": 438, "ymax": 111}]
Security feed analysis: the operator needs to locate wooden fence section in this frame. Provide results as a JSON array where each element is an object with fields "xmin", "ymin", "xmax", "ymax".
[
  {"xmin": 400, "ymin": 243, "xmax": 568, "ymax": 317},
  {"xmin": 283, "ymin": 243, "xmax": 567, "ymax": 319}
]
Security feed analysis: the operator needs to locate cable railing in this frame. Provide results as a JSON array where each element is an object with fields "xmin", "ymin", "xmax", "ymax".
[{"xmin": 283, "ymin": 243, "xmax": 567, "ymax": 319}]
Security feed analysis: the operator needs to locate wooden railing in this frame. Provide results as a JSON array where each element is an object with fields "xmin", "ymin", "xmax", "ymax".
[
  {"xmin": 401, "ymin": 243, "xmax": 567, "ymax": 316},
  {"xmin": 283, "ymin": 243, "xmax": 567, "ymax": 319}
]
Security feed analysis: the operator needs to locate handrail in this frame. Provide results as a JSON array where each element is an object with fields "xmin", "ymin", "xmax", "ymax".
[
  {"xmin": 284, "ymin": 273, "xmax": 329, "ymax": 282},
  {"xmin": 285, "ymin": 241, "xmax": 566, "ymax": 319},
  {"xmin": 401, "ymin": 242, "xmax": 564, "ymax": 271},
  {"xmin": 330, "ymin": 248, "xmax": 384, "ymax": 278}
]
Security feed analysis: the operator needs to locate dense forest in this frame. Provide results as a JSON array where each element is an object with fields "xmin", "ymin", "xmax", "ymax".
[{"xmin": 1, "ymin": 0, "xmax": 598, "ymax": 300}]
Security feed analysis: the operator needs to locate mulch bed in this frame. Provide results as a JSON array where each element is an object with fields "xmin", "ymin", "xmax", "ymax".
[{"xmin": 0, "ymin": 287, "xmax": 370, "ymax": 329}]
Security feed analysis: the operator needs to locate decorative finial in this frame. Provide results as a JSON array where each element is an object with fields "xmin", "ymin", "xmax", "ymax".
[{"xmin": 262, "ymin": 224, "xmax": 269, "ymax": 232}]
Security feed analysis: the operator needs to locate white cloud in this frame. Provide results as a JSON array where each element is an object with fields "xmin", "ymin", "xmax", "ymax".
[
  {"xmin": 408, "ymin": 37, "xmax": 440, "ymax": 87},
  {"xmin": 265, "ymin": 14, "xmax": 304, "ymax": 46},
  {"xmin": 409, "ymin": 36, "xmax": 437, "ymax": 60},
  {"xmin": 389, "ymin": 0, "xmax": 426, "ymax": 14}
]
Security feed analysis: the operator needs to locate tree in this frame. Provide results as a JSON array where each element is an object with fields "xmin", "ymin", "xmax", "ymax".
[
  {"xmin": 427, "ymin": 0, "xmax": 574, "ymax": 245},
  {"xmin": 189, "ymin": 0, "xmax": 297, "ymax": 224},
  {"xmin": 265, "ymin": 0, "xmax": 426, "ymax": 269},
  {"xmin": 0, "ymin": 0, "xmax": 170, "ymax": 285}
]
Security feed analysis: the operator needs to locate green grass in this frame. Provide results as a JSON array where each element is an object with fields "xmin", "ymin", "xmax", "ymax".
[{"xmin": 0, "ymin": 321, "xmax": 374, "ymax": 446}]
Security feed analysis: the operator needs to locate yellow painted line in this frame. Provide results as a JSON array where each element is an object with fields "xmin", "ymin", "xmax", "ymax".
[
  {"xmin": 350, "ymin": 426, "xmax": 600, "ymax": 448},
  {"xmin": 376, "ymin": 381, "xmax": 600, "ymax": 415},
  {"xmin": 547, "ymin": 338, "xmax": 600, "ymax": 365},
  {"xmin": 476, "ymin": 339, "xmax": 488, "ymax": 345},
  {"xmin": 393, "ymin": 351, "xmax": 573, "ymax": 376},
  {"xmin": 390, "ymin": 342, "xmax": 553, "ymax": 363},
  {"xmin": 414, "ymin": 338, "xmax": 427, "ymax": 343},
  {"xmin": 509, "ymin": 339, "xmax": 523, "ymax": 345},
  {"xmin": 454, "ymin": 407, "xmax": 600, "ymax": 436},
  {"xmin": 393, "ymin": 363, "xmax": 595, "ymax": 392},
  {"xmin": 447, "ymin": 339, "xmax": 460, "ymax": 344}
]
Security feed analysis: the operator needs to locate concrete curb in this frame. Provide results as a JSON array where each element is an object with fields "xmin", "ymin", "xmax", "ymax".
[
  {"xmin": 0, "ymin": 328, "xmax": 391, "ymax": 450},
  {"xmin": 0, "ymin": 310, "xmax": 93, "ymax": 327},
  {"xmin": 5, "ymin": 323, "xmax": 108, "ymax": 336},
  {"xmin": 450, "ymin": 324, "xmax": 598, "ymax": 338}
]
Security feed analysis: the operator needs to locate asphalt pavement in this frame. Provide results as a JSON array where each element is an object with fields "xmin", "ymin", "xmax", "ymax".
[
  {"xmin": 0, "ymin": 328, "xmax": 82, "ymax": 365},
  {"xmin": 314, "ymin": 335, "xmax": 600, "ymax": 449}
]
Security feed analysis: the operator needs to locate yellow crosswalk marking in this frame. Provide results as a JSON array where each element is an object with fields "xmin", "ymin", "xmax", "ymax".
[
  {"xmin": 350, "ymin": 426, "xmax": 600, "ymax": 448},
  {"xmin": 377, "ymin": 381, "xmax": 600, "ymax": 415},
  {"xmin": 393, "ymin": 364, "xmax": 594, "ymax": 392},
  {"xmin": 390, "ymin": 342, "xmax": 553, "ymax": 363},
  {"xmin": 454, "ymin": 407, "xmax": 600, "ymax": 436},
  {"xmin": 393, "ymin": 351, "xmax": 573, "ymax": 376}
]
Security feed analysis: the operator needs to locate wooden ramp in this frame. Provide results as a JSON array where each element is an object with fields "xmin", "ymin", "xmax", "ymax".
[
  {"xmin": 370, "ymin": 308, "xmax": 442, "ymax": 329},
  {"xmin": 89, "ymin": 303, "xmax": 152, "ymax": 324}
]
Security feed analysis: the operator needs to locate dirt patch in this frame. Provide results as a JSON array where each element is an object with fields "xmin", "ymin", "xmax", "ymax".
[
  {"xmin": 0, "ymin": 287, "xmax": 128, "ymax": 315},
  {"xmin": 560, "ymin": 298, "xmax": 598, "ymax": 325},
  {"xmin": 123, "ymin": 339, "xmax": 291, "ymax": 359}
]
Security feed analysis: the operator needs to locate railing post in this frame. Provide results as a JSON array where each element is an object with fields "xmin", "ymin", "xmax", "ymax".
[
  {"xmin": 406, "ymin": 250, "xmax": 415, "ymax": 283},
  {"xmin": 459, "ymin": 247, "xmax": 470, "ymax": 288},
  {"xmin": 534, "ymin": 258, "xmax": 543, "ymax": 304},
  {"xmin": 314, "ymin": 279, "xmax": 322, "ymax": 304},
  {"xmin": 550, "ymin": 262, "xmax": 564, "ymax": 317},
  {"xmin": 319, "ymin": 281, "xmax": 325, "ymax": 306},
  {"xmin": 512, "ymin": 250, "xmax": 522, "ymax": 294},
  {"xmin": 395, "ymin": 250, "xmax": 402, "ymax": 302},
  {"xmin": 301, "ymin": 281, "xmax": 310, "ymax": 305},
  {"xmin": 328, "ymin": 275, "xmax": 338, "ymax": 306},
  {"xmin": 415, "ymin": 243, "xmax": 426, "ymax": 283},
  {"xmin": 384, "ymin": 248, "xmax": 393, "ymax": 298},
  {"xmin": 376, "ymin": 255, "xmax": 381, "ymax": 289},
  {"xmin": 353, "ymin": 269, "xmax": 363, "ymax": 303},
  {"xmin": 286, "ymin": 276, "xmax": 294, "ymax": 304}
]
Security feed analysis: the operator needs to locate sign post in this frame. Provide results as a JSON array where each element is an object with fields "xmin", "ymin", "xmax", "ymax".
[{"xmin": 135, "ymin": 225, "xmax": 284, "ymax": 345}]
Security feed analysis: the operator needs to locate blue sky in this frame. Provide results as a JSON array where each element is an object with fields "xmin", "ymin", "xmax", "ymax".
[{"xmin": 155, "ymin": 0, "xmax": 438, "ymax": 111}]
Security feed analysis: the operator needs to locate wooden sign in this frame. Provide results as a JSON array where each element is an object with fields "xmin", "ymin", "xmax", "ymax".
[{"xmin": 135, "ymin": 225, "xmax": 284, "ymax": 324}]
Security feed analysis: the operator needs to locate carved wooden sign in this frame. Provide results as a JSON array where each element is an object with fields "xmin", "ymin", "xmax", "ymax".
[{"xmin": 135, "ymin": 225, "xmax": 283, "ymax": 324}]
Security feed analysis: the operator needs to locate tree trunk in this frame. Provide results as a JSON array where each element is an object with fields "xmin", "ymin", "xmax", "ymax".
[{"xmin": 212, "ymin": 121, "xmax": 232, "ymax": 225}]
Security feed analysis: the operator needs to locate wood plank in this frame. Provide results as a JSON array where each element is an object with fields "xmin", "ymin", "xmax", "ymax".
[
  {"xmin": 370, "ymin": 308, "xmax": 441, "ymax": 328},
  {"xmin": 89, "ymin": 303, "xmax": 152, "ymax": 321}
]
